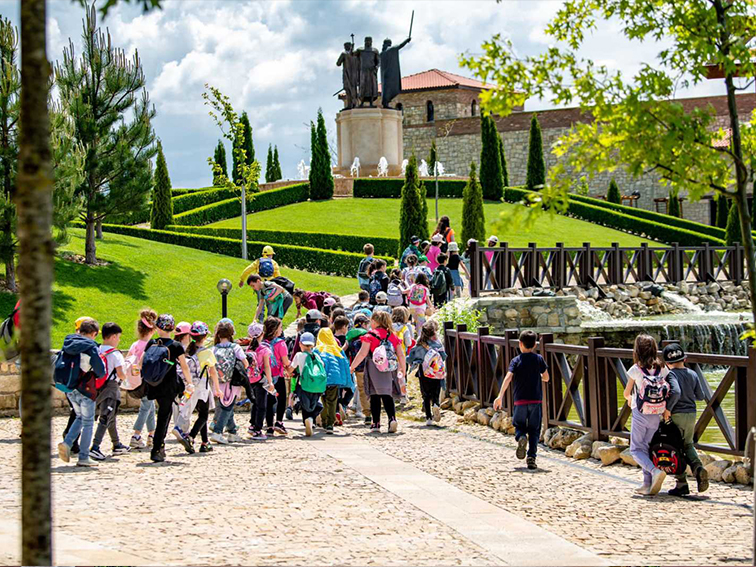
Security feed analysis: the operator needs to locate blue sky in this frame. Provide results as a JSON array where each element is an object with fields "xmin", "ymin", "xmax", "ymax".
[{"xmin": 0, "ymin": 0, "xmax": 726, "ymax": 187}]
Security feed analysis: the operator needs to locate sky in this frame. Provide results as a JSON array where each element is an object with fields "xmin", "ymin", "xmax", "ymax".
[{"xmin": 0, "ymin": 0, "xmax": 730, "ymax": 188}]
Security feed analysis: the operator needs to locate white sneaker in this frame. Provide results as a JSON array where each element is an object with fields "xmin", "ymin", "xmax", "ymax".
[
  {"xmin": 130, "ymin": 435, "xmax": 146, "ymax": 449},
  {"xmin": 57, "ymin": 442, "xmax": 70, "ymax": 463},
  {"xmin": 355, "ymin": 411, "xmax": 366, "ymax": 419},
  {"xmin": 432, "ymin": 404, "xmax": 441, "ymax": 422},
  {"xmin": 305, "ymin": 418, "xmax": 313, "ymax": 437},
  {"xmin": 425, "ymin": 419, "xmax": 434, "ymax": 426},
  {"xmin": 210, "ymin": 432, "xmax": 228, "ymax": 445},
  {"xmin": 649, "ymin": 469, "xmax": 667, "ymax": 495},
  {"xmin": 226, "ymin": 433, "xmax": 243, "ymax": 443},
  {"xmin": 634, "ymin": 484, "xmax": 651, "ymax": 495},
  {"xmin": 388, "ymin": 419, "xmax": 398, "ymax": 433}
]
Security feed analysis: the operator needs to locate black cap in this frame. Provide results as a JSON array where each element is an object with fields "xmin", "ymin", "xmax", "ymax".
[
  {"xmin": 663, "ymin": 343, "xmax": 686, "ymax": 363},
  {"xmin": 410, "ymin": 235, "xmax": 420, "ymax": 244}
]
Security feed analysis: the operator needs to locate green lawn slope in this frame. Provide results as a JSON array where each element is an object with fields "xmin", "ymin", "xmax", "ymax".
[
  {"xmin": 209, "ymin": 198, "xmax": 652, "ymax": 247},
  {"xmin": 0, "ymin": 228, "xmax": 357, "ymax": 347}
]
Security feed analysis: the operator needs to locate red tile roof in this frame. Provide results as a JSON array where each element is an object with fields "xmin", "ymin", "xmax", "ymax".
[{"xmin": 390, "ymin": 69, "xmax": 493, "ymax": 92}]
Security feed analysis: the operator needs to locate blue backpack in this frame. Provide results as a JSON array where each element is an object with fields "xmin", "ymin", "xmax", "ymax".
[
  {"xmin": 262, "ymin": 337, "xmax": 284, "ymax": 370},
  {"xmin": 141, "ymin": 339, "xmax": 175, "ymax": 387},
  {"xmin": 258, "ymin": 257, "xmax": 275, "ymax": 278},
  {"xmin": 53, "ymin": 350, "xmax": 85, "ymax": 393},
  {"xmin": 368, "ymin": 276, "xmax": 383, "ymax": 304}
]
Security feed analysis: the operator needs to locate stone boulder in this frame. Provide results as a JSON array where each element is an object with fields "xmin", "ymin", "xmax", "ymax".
[
  {"xmin": 699, "ymin": 452, "xmax": 715, "ymax": 467},
  {"xmin": 490, "ymin": 411, "xmax": 504, "ymax": 431},
  {"xmin": 722, "ymin": 464, "xmax": 743, "ymax": 484},
  {"xmin": 574, "ymin": 444, "xmax": 592, "ymax": 460},
  {"xmin": 596, "ymin": 445, "xmax": 622, "ymax": 466},
  {"xmin": 453, "ymin": 401, "xmax": 464, "ymax": 414},
  {"xmin": 440, "ymin": 397, "xmax": 453, "ymax": 410},
  {"xmin": 620, "ymin": 448, "xmax": 638, "ymax": 467},
  {"xmin": 543, "ymin": 427, "xmax": 560, "ymax": 447},
  {"xmin": 609, "ymin": 436, "xmax": 629, "ymax": 447},
  {"xmin": 463, "ymin": 408, "xmax": 478, "ymax": 423},
  {"xmin": 591, "ymin": 441, "xmax": 613, "ymax": 460},
  {"xmin": 549, "ymin": 428, "xmax": 583, "ymax": 450},
  {"xmin": 735, "ymin": 464, "xmax": 753, "ymax": 485},
  {"xmin": 485, "ymin": 407, "xmax": 495, "ymax": 417},
  {"xmin": 705, "ymin": 460, "xmax": 732, "ymax": 482},
  {"xmin": 461, "ymin": 400, "xmax": 479, "ymax": 411},
  {"xmin": 477, "ymin": 409, "xmax": 491, "ymax": 426}
]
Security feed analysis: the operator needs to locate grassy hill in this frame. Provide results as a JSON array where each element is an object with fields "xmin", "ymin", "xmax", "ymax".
[
  {"xmin": 208, "ymin": 198, "xmax": 653, "ymax": 247},
  {"xmin": 0, "ymin": 229, "xmax": 357, "ymax": 347}
]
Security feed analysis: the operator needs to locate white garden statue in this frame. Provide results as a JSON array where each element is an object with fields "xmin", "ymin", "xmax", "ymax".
[
  {"xmin": 433, "ymin": 161, "xmax": 445, "ymax": 177},
  {"xmin": 297, "ymin": 159, "xmax": 310, "ymax": 179},
  {"xmin": 401, "ymin": 158, "xmax": 409, "ymax": 176},
  {"xmin": 418, "ymin": 159, "xmax": 430, "ymax": 177},
  {"xmin": 350, "ymin": 157, "xmax": 361, "ymax": 177},
  {"xmin": 377, "ymin": 156, "xmax": 389, "ymax": 177}
]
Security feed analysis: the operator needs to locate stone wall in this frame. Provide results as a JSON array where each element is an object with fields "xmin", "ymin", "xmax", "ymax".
[{"xmin": 472, "ymin": 296, "xmax": 582, "ymax": 335}]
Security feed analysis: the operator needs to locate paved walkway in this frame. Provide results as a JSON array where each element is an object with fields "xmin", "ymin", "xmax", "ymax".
[{"xmin": 0, "ymin": 411, "xmax": 751, "ymax": 565}]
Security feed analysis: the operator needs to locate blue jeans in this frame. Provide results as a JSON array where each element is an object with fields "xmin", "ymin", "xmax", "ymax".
[
  {"xmin": 213, "ymin": 401, "xmax": 237, "ymax": 434},
  {"xmin": 512, "ymin": 403, "xmax": 542, "ymax": 458},
  {"xmin": 133, "ymin": 397, "xmax": 156, "ymax": 433},
  {"xmin": 64, "ymin": 390, "xmax": 96, "ymax": 462}
]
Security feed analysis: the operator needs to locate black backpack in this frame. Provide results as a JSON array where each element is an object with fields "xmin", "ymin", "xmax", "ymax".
[
  {"xmin": 431, "ymin": 268, "xmax": 447, "ymax": 296},
  {"xmin": 141, "ymin": 339, "xmax": 175, "ymax": 387},
  {"xmin": 358, "ymin": 257, "xmax": 373, "ymax": 280},
  {"xmin": 229, "ymin": 357, "xmax": 249, "ymax": 387},
  {"xmin": 650, "ymin": 420, "xmax": 686, "ymax": 475},
  {"xmin": 270, "ymin": 276, "xmax": 295, "ymax": 296}
]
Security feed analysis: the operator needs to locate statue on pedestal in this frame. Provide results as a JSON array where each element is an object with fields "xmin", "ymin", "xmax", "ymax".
[
  {"xmin": 380, "ymin": 37, "xmax": 411, "ymax": 109},
  {"xmin": 356, "ymin": 36, "xmax": 380, "ymax": 107},
  {"xmin": 336, "ymin": 36, "xmax": 360, "ymax": 110}
]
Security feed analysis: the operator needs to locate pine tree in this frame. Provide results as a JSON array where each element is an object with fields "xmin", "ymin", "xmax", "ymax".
[
  {"xmin": 479, "ymin": 114, "xmax": 504, "ymax": 200},
  {"xmin": 418, "ymin": 181, "xmax": 429, "ymax": 240},
  {"xmin": 607, "ymin": 178, "xmax": 621, "ymax": 204},
  {"xmin": 399, "ymin": 154, "xmax": 426, "ymax": 253},
  {"xmin": 150, "ymin": 140, "xmax": 173, "ymax": 230},
  {"xmin": 428, "ymin": 140, "xmax": 437, "ymax": 176},
  {"xmin": 461, "ymin": 161, "xmax": 486, "ymax": 245},
  {"xmin": 716, "ymin": 196, "xmax": 730, "ymax": 228},
  {"xmin": 265, "ymin": 144, "xmax": 273, "ymax": 183},
  {"xmin": 273, "ymin": 145, "xmax": 282, "ymax": 180},
  {"xmin": 525, "ymin": 113, "xmax": 546, "ymax": 191},
  {"xmin": 309, "ymin": 109, "xmax": 334, "ymax": 200},
  {"xmin": 213, "ymin": 140, "xmax": 227, "ymax": 186},
  {"xmin": 667, "ymin": 190, "xmax": 680, "ymax": 218},
  {"xmin": 497, "ymin": 133, "xmax": 509, "ymax": 187},
  {"xmin": 308, "ymin": 122, "xmax": 317, "ymax": 197},
  {"xmin": 725, "ymin": 200, "xmax": 742, "ymax": 245}
]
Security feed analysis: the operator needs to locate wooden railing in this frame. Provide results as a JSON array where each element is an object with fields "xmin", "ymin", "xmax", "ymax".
[
  {"xmin": 443, "ymin": 322, "xmax": 756, "ymax": 456},
  {"xmin": 468, "ymin": 241, "xmax": 746, "ymax": 296}
]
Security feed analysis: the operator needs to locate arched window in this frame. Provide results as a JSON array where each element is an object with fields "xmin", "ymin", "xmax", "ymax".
[
  {"xmin": 396, "ymin": 102, "xmax": 403, "ymax": 112},
  {"xmin": 471, "ymin": 100, "xmax": 477, "ymax": 116},
  {"xmin": 426, "ymin": 100, "xmax": 434, "ymax": 122}
]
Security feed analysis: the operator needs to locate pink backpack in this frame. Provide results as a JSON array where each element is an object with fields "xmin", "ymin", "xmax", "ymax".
[{"xmin": 635, "ymin": 366, "xmax": 670, "ymax": 415}]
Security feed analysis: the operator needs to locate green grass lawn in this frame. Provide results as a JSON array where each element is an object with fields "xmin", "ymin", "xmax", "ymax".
[
  {"xmin": 209, "ymin": 198, "xmax": 653, "ymax": 247},
  {"xmin": 0, "ymin": 228, "xmax": 357, "ymax": 347}
]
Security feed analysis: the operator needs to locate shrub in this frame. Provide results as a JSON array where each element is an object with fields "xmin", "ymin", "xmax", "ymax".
[
  {"xmin": 667, "ymin": 190, "xmax": 680, "ymax": 218},
  {"xmin": 273, "ymin": 146, "xmax": 282, "ymax": 181},
  {"xmin": 172, "ymin": 188, "xmax": 211, "ymax": 196},
  {"xmin": 150, "ymin": 141, "xmax": 173, "ymax": 230},
  {"xmin": 353, "ymin": 178, "xmax": 467, "ymax": 198},
  {"xmin": 525, "ymin": 114, "xmax": 546, "ymax": 191},
  {"xmin": 497, "ymin": 133, "xmax": 509, "ymax": 188},
  {"xmin": 607, "ymin": 179, "xmax": 621, "ymax": 204},
  {"xmin": 309, "ymin": 109, "xmax": 333, "ymax": 200},
  {"xmin": 171, "ymin": 187, "xmax": 241, "ymax": 215},
  {"xmin": 212, "ymin": 140, "xmax": 227, "ymax": 185},
  {"xmin": 461, "ymin": 162, "xmax": 485, "ymax": 245},
  {"xmin": 173, "ymin": 182, "xmax": 309, "ymax": 226},
  {"xmin": 399, "ymin": 155, "xmax": 426, "ymax": 254},
  {"xmin": 265, "ymin": 144, "xmax": 274, "ymax": 183},
  {"xmin": 725, "ymin": 201, "xmax": 742, "ymax": 245},
  {"xmin": 479, "ymin": 114, "xmax": 504, "ymax": 200},
  {"xmin": 716, "ymin": 196, "xmax": 730, "ymax": 228}
]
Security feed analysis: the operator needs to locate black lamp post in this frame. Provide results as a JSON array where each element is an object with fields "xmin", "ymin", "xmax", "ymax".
[{"xmin": 217, "ymin": 278, "xmax": 232, "ymax": 319}]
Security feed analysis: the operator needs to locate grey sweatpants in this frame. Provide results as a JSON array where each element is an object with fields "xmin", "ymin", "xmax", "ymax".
[{"xmin": 630, "ymin": 408, "xmax": 661, "ymax": 485}]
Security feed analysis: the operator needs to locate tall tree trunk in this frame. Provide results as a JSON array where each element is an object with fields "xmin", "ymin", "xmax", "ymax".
[
  {"xmin": 17, "ymin": 0, "xmax": 53, "ymax": 564},
  {"xmin": 5, "ymin": 258, "xmax": 16, "ymax": 292},
  {"xmin": 85, "ymin": 214, "xmax": 97, "ymax": 264},
  {"xmin": 95, "ymin": 218, "xmax": 103, "ymax": 240}
]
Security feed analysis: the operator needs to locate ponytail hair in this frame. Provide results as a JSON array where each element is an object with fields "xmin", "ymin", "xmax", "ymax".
[{"xmin": 137, "ymin": 308, "xmax": 158, "ymax": 339}]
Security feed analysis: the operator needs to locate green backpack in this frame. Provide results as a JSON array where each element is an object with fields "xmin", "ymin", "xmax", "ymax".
[{"xmin": 301, "ymin": 352, "xmax": 327, "ymax": 394}]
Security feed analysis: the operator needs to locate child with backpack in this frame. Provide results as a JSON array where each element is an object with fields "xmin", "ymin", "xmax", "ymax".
[
  {"xmin": 447, "ymin": 242, "xmax": 468, "ymax": 298},
  {"xmin": 246, "ymin": 322, "xmax": 275, "ymax": 441},
  {"xmin": 373, "ymin": 292, "xmax": 393, "ymax": 315},
  {"xmin": 261, "ymin": 317, "xmax": 293, "ymax": 436},
  {"xmin": 209, "ymin": 319, "xmax": 249, "ymax": 446},
  {"xmin": 368, "ymin": 259, "xmax": 389, "ymax": 305},
  {"xmin": 493, "ymin": 330, "xmax": 550, "ymax": 470},
  {"xmin": 248, "ymin": 274, "xmax": 294, "ymax": 322},
  {"xmin": 56, "ymin": 319, "xmax": 106, "ymax": 467},
  {"xmin": 143, "ymin": 314, "xmax": 194, "ymax": 463},
  {"xmin": 170, "ymin": 322, "xmax": 198, "ymax": 454},
  {"xmin": 408, "ymin": 320, "xmax": 447, "ymax": 426},
  {"xmin": 346, "ymin": 313, "xmax": 371, "ymax": 424},
  {"xmin": 293, "ymin": 288, "xmax": 332, "ymax": 319},
  {"xmin": 391, "ymin": 307, "xmax": 415, "ymax": 358},
  {"xmin": 402, "ymin": 254, "xmax": 420, "ymax": 287},
  {"xmin": 387, "ymin": 269, "xmax": 406, "ymax": 308},
  {"xmin": 407, "ymin": 273, "xmax": 434, "ymax": 334},
  {"xmin": 622, "ymin": 333, "xmax": 670, "ymax": 495},
  {"xmin": 431, "ymin": 253, "xmax": 453, "ymax": 307},
  {"xmin": 351, "ymin": 291, "xmax": 372, "ymax": 313},
  {"xmin": 89, "ymin": 322, "xmax": 132, "ymax": 461},
  {"xmin": 357, "ymin": 243, "xmax": 375, "ymax": 292},
  {"xmin": 239, "ymin": 245, "xmax": 281, "ymax": 322},
  {"xmin": 290, "ymin": 332, "xmax": 326, "ymax": 436},
  {"xmin": 332, "ymin": 316, "xmax": 352, "ymax": 425},
  {"xmin": 128, "ymin": 309, "xmax": 158, "ymax": 449},
  {"xmin": 60, "ymin": 316, "xmax": 96, "ymax": 454},
  {"xmin": 427, "ymin": 233, "xmax": 443, "ymax": 271},
  {"xmin": 316, "ymin": 327, "xmax": 353, "ymax": 434},
  {"xmin": 349, "ymin": 310, "xmax": 407, "ymax": 434},
  {"xmin": 662, "ymin": 343, "xmax": 709, "ymax": 496}
]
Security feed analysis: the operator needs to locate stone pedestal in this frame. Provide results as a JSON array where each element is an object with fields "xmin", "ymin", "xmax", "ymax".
[{"xmin": 336, "ymin": 108, "xmax": 403, "ymax": 177}]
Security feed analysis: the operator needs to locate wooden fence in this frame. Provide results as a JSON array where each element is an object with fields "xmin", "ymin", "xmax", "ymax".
[
  {"xmin": 443, "ymin": 322, "xmax": 756, "ymax": 456},
  {"xmin": 468, "ymin": 241, "xmax": 746, "ymax": 297}
]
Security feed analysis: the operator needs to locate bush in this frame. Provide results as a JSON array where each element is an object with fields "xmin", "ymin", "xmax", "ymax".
[
  {"xmin": 165, "ymin": 225, "xmax": 398, "ymax": 257},
  {"xmin": 716, "ymin": 196, "xmax": 730, "ymax": 228},
  {"xmin": 725, "ymin": 201, "xmax": 742, "ymax": 245},
  {"xmin": 399, "ymin": 155, "xmax": 426, "ymax": 254},
  {"xmin": 607, "ymin": 179, "xmax": 621, "ymax": 204},
  {"xmin": 172, "ymin": 188, "xmax": 212, "ymax": 196},
  {"xmin": 309, "ymin": 109, "xmax": 334, "ymax": 200},
  {"xmin": 479, "ymin": 114, "xmax": 504, "ymax": 200},
  {"xmin": 525, "ymin": 114, "xmax": 546, "ymax": 191},
  {"xmin": 171, "ymin": 187, "xmax": 241, "ymax": 215},
  {"xmin": 173, "ymin": 182, "xmax": 309, "ymax": 226},
  {"xmin": 75, "ymin": 222, "xmax": 392, "ymax": 278},
  {"xmin": 667, "ymin": 191, "xmax": 680, "ymax": 218},
  {"xmin": 353, "ymin": 178, "xmax": 467, "ymax": 198},
  {"xmin": 461, "ymin": 162, "xmax": 485, "ymax": 245}
]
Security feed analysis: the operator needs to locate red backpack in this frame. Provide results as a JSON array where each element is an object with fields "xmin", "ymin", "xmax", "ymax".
[{"xmin": 96, "ymin": 347, "xmax": 118, "ymax": 390}]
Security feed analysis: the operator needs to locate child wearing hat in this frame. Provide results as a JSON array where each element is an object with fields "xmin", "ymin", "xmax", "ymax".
[
  {"xmin": 290, "ymin": 332, "xmax": 326, "ymax": 437},
  {"xmin": 446, "ymin": 241, "xmax": 468, "ymax": 298},
  {"xmin": 662, "ymin": 343, "xmax": 709, "ymax": 496},
  {"xmin": 427, "ymin": 233, "xmax": 443, "ymax": 271},
  {"xmin": 239, "ymin": 245, "xmax": 281, "ymax": 322}
]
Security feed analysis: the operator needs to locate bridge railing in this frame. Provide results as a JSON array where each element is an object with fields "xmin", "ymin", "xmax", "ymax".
[
  {"xmin": 468, "ymin": 241, "xmax": 746, "ymax": 297},
  {"xmin": 443, "ymin": 322, "xmax": 756, "ymax": 456}
]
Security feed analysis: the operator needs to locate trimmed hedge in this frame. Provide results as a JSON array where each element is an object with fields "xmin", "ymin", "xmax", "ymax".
[
  {"xmin": 165, "ymin": 225, "xmax": 398, "ymax": 258},
  {"xmin": 503, "ymin": 186, "xmax": 724, "ymax": 246},
  {"xmin": 354, "ymin": 178, "xmax": 467, "ymax": 198},
  {"xmin": 171, "ymin": 187, "xmax": 241, "ymax": 215},
  {"xmin": 72, "ymin": 222, "xmax": 393, "ymax": 278},
  {"xmin": 172, "ymin": 187, "xmax": 213, "ymax": 196},
  {"xmin": 173, "ymin": 182, "xmax": 310, "ymax": 226}
]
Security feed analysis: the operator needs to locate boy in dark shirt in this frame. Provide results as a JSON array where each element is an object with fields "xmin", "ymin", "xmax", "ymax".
[
  {"xmin": 662, "ymin": 343, "xmax": 709, "ymax": 496},
  {"xmin": 493, "ymin": 330, "xmax": 549, "ymax": 469},
  {"xmin": 431, "ymin": 253, "xmax": 454, "ymax": 307}
]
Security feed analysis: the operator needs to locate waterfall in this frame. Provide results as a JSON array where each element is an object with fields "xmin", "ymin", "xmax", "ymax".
[
  {"xmin": 662, "ymin": 291, "xmax": 703, "ymax": 313},
  {"xmin": 661, "ymin": 322, "xmax": 749, "ymax": 356}
]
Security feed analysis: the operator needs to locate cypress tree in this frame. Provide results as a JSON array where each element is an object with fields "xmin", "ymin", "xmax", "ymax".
[
  {"xmin": 419, "ymin": 181, "xmax": 429, "ymax": 240},
  {"xmin": 265, "ymin": 144, "xmax": 273, "ymax": 183},
  {"xmin": 479, "ymin": 114, "xmax": 504, "ymax": 201},
  {"xmin": 497, "ymin": 133, "xmax": 509, "ymax": 187},
  {"xmin": 725, "ymin": 200, "xmax": 742, "ymax": 245},
  {"xmin": 309, "ymin": 109, "xmax": 334, "ymax": 200},
  {"xmin": 461, "ymin": 161, "xmax": 485, "ymax": 245},
  {"xmin": 525, "ymin": 113, "xmax": 546, "ymax": 190},
  {"xmin": 716, "ymin": 196, "xmax": 730, "ymax": 228},
  {"xmin": 308, "ymin": 121, "xmax": 317, "ymax": 198},
  {"xmin": 241, "ymin": 111, "xmax": 254, "ymax": 164},
  {"xmin": 399, "ymin": 154, "xmax": 425, "ymax": 253},
  {"xmin": 607, "ymin": 178, "xmax": 621, "ymax": 204},
  {"xmin": 667, "ymin": 190, "xmax": 680, "ymax": 218},
  {"xmin": 273, "ymin": 145, "xmax": 282, "ymax": 180},
  {"xmin": 428, "ymin": 140, "xmax": 437, "ymax": 176},
  {"xmin": 150, "ymin": 140, "xmax": 173, "ymax": 230},
  {"xmin": 752, "ymin": 181, "xmax": 756, "ymax": 230},
  {"xmin": 212, "ymin": 140, "xmax": 227, "ymax": 186}
]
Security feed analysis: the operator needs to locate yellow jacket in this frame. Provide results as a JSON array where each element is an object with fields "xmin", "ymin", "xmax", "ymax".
[{"xmin": 239, "ymin": 258, "xmax": 281, "ymax": 284}]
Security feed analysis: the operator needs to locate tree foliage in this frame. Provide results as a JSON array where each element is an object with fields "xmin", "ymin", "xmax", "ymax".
[
  {"xmin": 607, "ymin": 178, "xmax": 621, "ymax": 204},
  {"xmin": 479, "ymin": 113, "xmax": 503, "ymax": 200},
  {"xmin": 716, "ymin": 196, "xmax": 730, "ymax": 229},
  {"xmin": 0, "ymin": 17, "xmax": 19, "ymax": 290},
  {"xmin": 309, "ymin": 108, "xmax": 333, "ymax": 200},
  {"xmin": 461, "ymin": 161, "xmax": 485, "ymax": 245},
  {"xmin": 497, "ymin": 133, "xmax": 509, "ymax": 187},
  {"xmin": 150, "ymin": 140, "xmax": 173, "ymax": 229},
  {"xmin": 212, "ymin": 140, "xmax": 227, "ymax": 186},
  {"xmin": 667, "ymin": 190, "xmax": 680, "ymax": 218},
  {"xmin": 725, "ymin": 198, "xmax": 742, "ymax": 245},
  {"xmin": 525, "ymin": 113, "xmax": 545, "ymax": 190},
  {"xmin": 273, "ymin": 145, "xmax": 282, "ymax": 181},
  {"xmin": 399, "ymin": 154, "xmax": 426, "ymax": 253},
  {"xmin": 55, "ymin": 6, "xmax": 156, "ymax": 263},
  {"xmin": 265, "ymin": 144, "xmax": 273, "ymax": 183},
  {"xmin": 429, "ymin": 140, "xmax": 437, "ymax": 175},
  {"xmin": 232, "ymin": 111, "xmax": 255, "ymax": 186}
]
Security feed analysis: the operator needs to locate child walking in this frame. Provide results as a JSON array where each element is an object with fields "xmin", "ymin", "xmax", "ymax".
[
  {"xmin": 316, "ymin": 327, "xmax": 353, "ymax": 434},
  {"xmin": 210, "ymin": 319, "xmax": 248, "ymax": 445},
  {"xmin": 493, "ymin": 330, "xmax": 549, "ymax": 470},
  {"xmin": 184, "ymin": 321, "xmax": 222, "ymax": 452},
  {"xmin": 261, "ymin": 317, "xmax": 292, "ymax": 435},
  {"xmin": 246, "ymin": 322, "xmax": 275, "ymax": 441},
  {"xmin": 128, "ymin": 308, "xmax": 158, "ymax": 449},
  {"xmin": 391, "ymin": 307, "xmax": 414, "ymax": 358},
  {"xmin": 447, "ymin": 242, "xmax": 468, "ymax": 298},
  {"xmin": 290, "ymin": 332, "xmax": 326, "ymax": 436},
  {"xmin": 407, "ymin": 273, "xmax": 434, "ymax": 333},
  {"xmin": 171, "ymin": 322, "xmax": 197, "ymax": 453},
  {"xmin": 407, "ymin": 320, "xmax": 447, "ymax": 426},
  {"xmin": 623, "ymin": 333, "xmax": 669, "ymax": 495},
  {"xmin": 662, "ymin": 343, "xmax": 709, "ymax": 496},
  {"xmin": 346, "ymin": 313, "xmax": 371, "ymax": 424}
]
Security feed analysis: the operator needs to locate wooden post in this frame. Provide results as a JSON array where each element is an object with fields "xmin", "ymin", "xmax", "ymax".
[
  {"xmin": 702, "ymin": 242, "xmax": 711, "ymax": 282},
  {"xmin": 443, "ymin": 320, "xmax": 455, "ymax": 395},
  {"xmin": 580, "ymin": 242, "xmax": 592, "ymax": 287},
  {"xmin": 455, "ymin": 323, "xmax": 467, "ymax": 397},
  {"xmin": 501, "ymin": 242, "xmax": 511, "ymax": 289},
  {"xmin": 587, "ymin": 336, "xmax": 607, "ymax": 442},
  {"xmin": 539, "ymin": 333, "xmax": 553, "ymax": 433},
  {"xmin": 529, "ymin": 242, "xmax": 539, "ymax": 287},
  {"xmin": 639, "ymin": 242, "xmax": 650, "ymax": 282},
  {"xmin": 611, "ymin": 242, "xmax": 621, "ymax": 284},
  {"xmin": 555, "ymin": 242, "xmax": 565, "ymax": 288},
  {"xmin": 732, "ymin": 242, "xmax": 744, "ymax": 285},
  {"xmin": 504, "ymin": 329, "xmax": 519, "ymax": 413},
  {"xmin": 736, "ymin": 345, "xmax": 756, "ymax": 452},
  {"xmin": 470, "ymin": 241, "xmax": 480, "ymax": 297},
  {"xmin": 670, "ymin": 242, "xmax": 681, "ymax": 283},
  {"xmin": 478, "ymin": 327, "xmax": 490, "ymax": 405}
]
